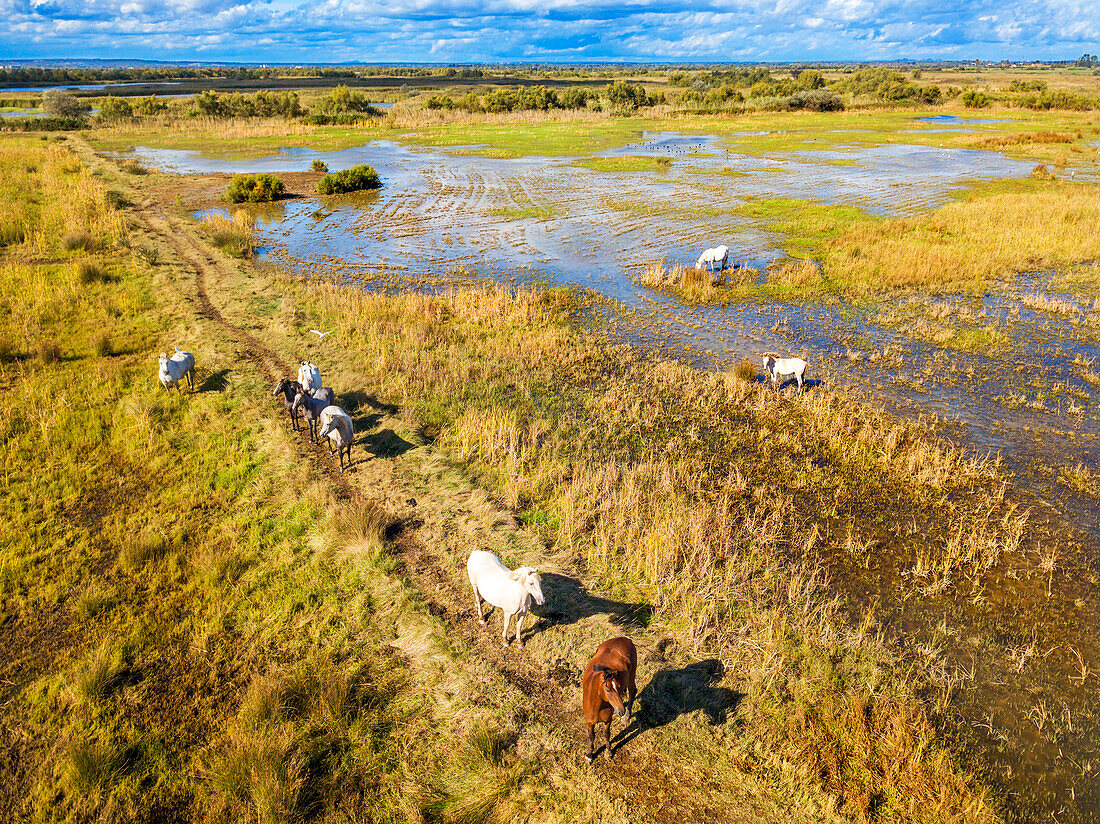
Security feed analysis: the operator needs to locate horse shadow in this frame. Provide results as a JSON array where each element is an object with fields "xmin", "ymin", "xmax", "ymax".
[
  {"xmin": 200, "ymin": 368, "xmax": 230, "ymax": 393},
  {"xmin": 341, "ymin": 389, "xmax": 398, "ymax": 416},
  {"xmin": 610, "ymin": 659, "xmax": 743, "ymax": 753},
  {"xmin": 768, "ymin": 375, "xmax": 823, "ymax": 394},
  {"xmin": 364, "ymin": 428, "xmax": 416, "ymax": 459},
  {"xmin": 532, "ymin": 572, "xmax": 653, "ymax": 633}
]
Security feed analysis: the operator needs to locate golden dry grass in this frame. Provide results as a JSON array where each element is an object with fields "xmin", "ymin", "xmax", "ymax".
[{"xmin": 826, "ymin": 182, "xmax": 1100, "ymax": 291}]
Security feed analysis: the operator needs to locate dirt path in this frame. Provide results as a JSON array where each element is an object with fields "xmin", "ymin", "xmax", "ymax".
[{"xmin": 88, "ymin": 148, "xmax": 793, "ymax": 824}]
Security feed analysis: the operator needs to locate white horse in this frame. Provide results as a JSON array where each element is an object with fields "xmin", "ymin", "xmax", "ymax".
[
  {"xmin": 297, "ymin": 361, "xmax": 322, "ymax": 392},
  {"xmin": 158, "ymin": 346, "xmax": 195, "ymax": 393},
  {"xmin": 467, "ymin": 550, "xmax": 545, "ymax": 648},
  {"xmin": 695, "ymin": 245, "xmax": 729, "ymax": 273},
  {"xmin": 762, "ymin": 352, "xmax": 808, "ymax": 393}
]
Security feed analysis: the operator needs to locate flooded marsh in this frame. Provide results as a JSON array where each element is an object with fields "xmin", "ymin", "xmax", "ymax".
[{"xmin": 120, "ymin": 114, "xmax": 1100, "ymax": 822}]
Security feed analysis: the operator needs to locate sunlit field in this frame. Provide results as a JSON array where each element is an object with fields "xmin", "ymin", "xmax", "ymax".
[{"xmin": 3, "ymin": 62, "xmax": 1100, "ymax": 823}]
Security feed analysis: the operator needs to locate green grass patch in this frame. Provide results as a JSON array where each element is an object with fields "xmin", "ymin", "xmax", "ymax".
[
  {"xmin": 571, "ymin": 155, "xmax": 673, "ymax": 172},
  {"xmin": 486, "ymin": 204, "xmax": 556, "ymax": 220}
]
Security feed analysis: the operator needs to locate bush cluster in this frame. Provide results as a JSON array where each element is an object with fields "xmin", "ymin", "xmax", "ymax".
[
  {"xmin": 314, "ymin": 85, "xmax": 380, "ymax": 116},
  {"xmin": 425, "ymin": 84, "xmax": 596, "ymax": 113},
  {"xmin": 1017, "ymin": 90, "xmax": 1094, "ymax": 110},
  {"xmin": 316, "ymin": 165, "xmax": 380, "ymax": 195},
  {"xmin": 196, "ymin": 90, "xmax": 303, "ymax": 118},
  {"xmin": 961, "ymin": 90, "xmax": 993, "ymax": 109},
  {"xmin": 226, "ymin": 173, "xmax": 284, "ymax": 203},
  {"xmin": 833, "ymin": 68, "xmax": 941, "ymax": 104},
  {"xmin": 41, "ymin": 89, "xmax": 91, "ymax": 119}
]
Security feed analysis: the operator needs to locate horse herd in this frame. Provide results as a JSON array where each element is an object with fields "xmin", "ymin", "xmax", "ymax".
[{"xmin": 157, "ymin": 335, "xmax": 810, "ymax": 762}]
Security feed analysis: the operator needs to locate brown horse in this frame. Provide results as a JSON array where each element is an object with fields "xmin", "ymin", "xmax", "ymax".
[{"xmin": 582, "ymin": 636, "xmax": 637, "ymax": 762}]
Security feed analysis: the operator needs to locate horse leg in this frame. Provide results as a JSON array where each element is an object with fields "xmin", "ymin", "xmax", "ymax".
[
  {"xmin": 585, "ymin": 723, "xmax": 596, "ymax": 763},
  {"xmin": 501, "ymin": 611, "xmax": 512, "ymax": 646},
  {"xmin": 471, "ymin": 584, "xmax": 485, "ymax": 625},
  {"xmin": 604, "ymin": 718, "xmax": 614, "ymax": 760},
  {"xmin": 514, "ymin": 612, "xmax": 526, "ymax": 648}
]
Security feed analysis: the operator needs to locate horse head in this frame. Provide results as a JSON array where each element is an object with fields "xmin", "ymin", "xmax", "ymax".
[
  {"xmin": 272, "ymin": 378, "xmax": 287, "ymax": 397},
  {"xmin": 593, "ymin": 664, "xmax": 629, "ymax": 720},
  {"xmin": 515, "ymin": 567, "xmax": 546, "ymax": 606}
]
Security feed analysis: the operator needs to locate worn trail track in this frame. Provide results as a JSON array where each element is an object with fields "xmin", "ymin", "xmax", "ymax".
[{"xmin": 116, "ymin": 166, "xmax": 761, "ymax": 823}]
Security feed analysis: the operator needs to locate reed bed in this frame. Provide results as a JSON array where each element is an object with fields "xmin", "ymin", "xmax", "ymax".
[{"xmin": 825, "ymin": 182, "xmax": 1100, "ymax": 291}]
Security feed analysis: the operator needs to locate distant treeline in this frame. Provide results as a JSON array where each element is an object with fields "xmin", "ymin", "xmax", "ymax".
[
  {"xmin": 667, "ymin": 66, "xmax": 1097, "ymax": 111},
  {"xmin": 0, "ymin": 65, "xmax": 660, "ymax": 89}
]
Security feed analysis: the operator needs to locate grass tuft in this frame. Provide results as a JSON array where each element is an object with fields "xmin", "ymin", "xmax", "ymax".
[
  {"xmin": 76, "ymin": 260, "xmax": 108, "ymax": 284},
  {"xmin": 118, "ymin": 532, "xmax": 168, "ymax": 574},
  {"xmin": 61, "ymin": 230, "xmax": 96, "ymax": 252},
  {"xmin": 37, "ymin": 339, "xmax": 61, "ymax": 364},
  {"xmin": 72, "ymin": 644, "xmax": 127, "ymax": 705}
]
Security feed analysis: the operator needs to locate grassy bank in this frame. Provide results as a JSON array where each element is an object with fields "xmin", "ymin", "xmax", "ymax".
[
  {"xmin": 646, "ymin": 178, "xmax": 1100, "ymax": 299},
  {"xmin": 0, "ymin": 135, "xmax": 619, "ymax": 824}
]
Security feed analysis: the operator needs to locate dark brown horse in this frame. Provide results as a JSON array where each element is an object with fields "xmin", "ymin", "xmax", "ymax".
[
  {"xmin": 272, "ymin": 378, "xmax": 306, "ymax": 431},
  {"xmin": 582, "ymin": 636, "xmax": 637, "ymax": 762}
]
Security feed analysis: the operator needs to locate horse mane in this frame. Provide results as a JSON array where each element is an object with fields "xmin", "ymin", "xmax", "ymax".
[
  {"xmin": 509, "ymin": 566, "xmax": 540, "ymax": 582},
  {"xmin": 593, "ymin": 664, "xmax": 617, "ymax": 677}
]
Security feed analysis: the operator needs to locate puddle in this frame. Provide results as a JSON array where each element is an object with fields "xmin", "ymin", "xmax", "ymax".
[
  {"xmin": 0, "ymin": 81, "xmax": 182, "ymax": 94},
  {"xmin": 916, "ymin": 114, "xmax": 1013, "ymax": 125}
]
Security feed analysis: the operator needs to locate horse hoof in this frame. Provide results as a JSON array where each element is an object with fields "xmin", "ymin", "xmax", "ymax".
[
  {"xmin": 502, "ymin": 640, "xmax": 510, "ymax": 648},
  {"xmin": 478, "ymin": 619, "xmax": 487, "ymax": 626},
  {"xmin": 585, "ymin": 753, "xmax": 594, "ymax": 764}
]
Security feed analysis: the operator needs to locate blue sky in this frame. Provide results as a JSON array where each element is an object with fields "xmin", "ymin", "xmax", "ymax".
[{"xmin": 2, "ymin": 0, "xmax": 1098, "ymax": 63}]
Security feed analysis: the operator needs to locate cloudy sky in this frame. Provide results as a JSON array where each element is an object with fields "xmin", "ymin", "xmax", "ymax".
[{"xmin": 2, "ymin": 0, "xmax": 1098, "ymax": 63}]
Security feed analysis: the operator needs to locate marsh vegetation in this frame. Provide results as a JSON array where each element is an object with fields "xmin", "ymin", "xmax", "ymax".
[{"xmin": 2, "ymin": 63, "xmax": 1100, "ymax": 824}]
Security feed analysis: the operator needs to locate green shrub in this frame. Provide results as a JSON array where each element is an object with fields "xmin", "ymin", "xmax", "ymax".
[
  {"xmin": 97, "ymin": 96, "xmax": 133, "ymax": 122},
  {"xmin": 961, "ymin": 90, "xmax": 993, "ymax": 109},
  {"xmin": 310, "ymin": 159, "xmax": 328, "ymax": 172},
  {"xmin": 1018, "ymin": 90, "xmax": 1093, "ymax": 111},
  {"xmin": 226, "ymin": 173, "xmax": 284, "ymax": 203},
  {"xmin": 41, "ymin": 89, "xmax": 90, "ymax": 119},
  {"xmin": 316, "ymin": 164, "xmax": 381, "ymax": 195}
]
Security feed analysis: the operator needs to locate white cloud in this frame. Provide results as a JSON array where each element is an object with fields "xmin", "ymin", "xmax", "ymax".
[{"xmin": 1, "ymin": 0, "xmax": 1097, "ymax": 61}]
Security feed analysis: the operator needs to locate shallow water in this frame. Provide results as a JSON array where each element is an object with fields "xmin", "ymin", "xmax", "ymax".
[
  {"xmin": 156, "ymin": 130, "xmax": 1100, "ymax": 821},
  {"xmin": 0, "ymin": 81, "xmax": 182, "ymax": 94}
]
